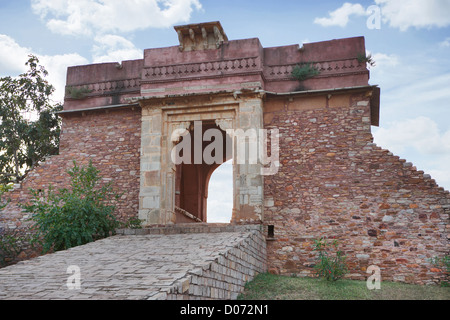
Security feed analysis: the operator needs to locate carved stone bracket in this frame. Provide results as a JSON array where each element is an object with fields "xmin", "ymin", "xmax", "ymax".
[
  {"xmin": 174, "ymin": 21, "xmax": 228, "ymax": 52},
  {"xmin": 213, "ymin": 25, "xmax": 225, "ymax": 49}
]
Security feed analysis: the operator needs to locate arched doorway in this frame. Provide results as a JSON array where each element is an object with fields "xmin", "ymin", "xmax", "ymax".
[
  {"xmin": 138, "ymin": 91, "xmax": 265, "ymax": 226},
  {"xmin": 174, "ymin": 121, "xmax": 233, "ymax": 223}
]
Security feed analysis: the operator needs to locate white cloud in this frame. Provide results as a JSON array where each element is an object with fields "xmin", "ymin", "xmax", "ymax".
[
  {"xmin": 373, "ymin": 116, "xmax": 450, "ymax": 190},
  {"xmin": 0, "ymin": 35, "xmax": 32, "ymax": 75},
  {"xmin": 92, "ymin": 35, "xmax": 142, "ymax": 63},
  {"xmin": 375, "ymin": 0, "xmax": 450, "ymax": 31},
  {"xmin": 0, "ymin": 34, "xmax": 88, "ymax": 103},
  {"xmin": 39, "ymin": 53, "xmax": 89, "ymax": 102},
  {"xmin": 315, "ymin": 0, "xmax": 450, "ymax": 30},
  {"xmin": 373, "ymin": 116, "xmax": 450, "ymax": 155},
  {"xmin": 371, "ymin": 52, "xmax": 399, "ymax": 68},
  {"xmin": 314, "ymin": 2, "xmax": 366, "ymax": 27},
  {"xmin": 31, "ymin": 0, "xmax": 203, "ymax": 36},
  {"xmin": 439, "ymin": 37, "xmax": 450, "ymax": 47}
]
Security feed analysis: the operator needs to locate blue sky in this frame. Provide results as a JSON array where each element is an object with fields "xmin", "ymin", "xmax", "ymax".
[{"xmin": 1, "ymin": 0, "xmax": 449, "ymax": 222}]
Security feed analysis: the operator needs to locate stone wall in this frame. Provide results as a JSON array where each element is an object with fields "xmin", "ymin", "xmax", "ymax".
[
  {"xmin": 117, "ymin": 224, "xmax": 267, "ymax": 300},
  {"xmin": 263, "ymin": 89, "xmax": 449, "ymax": 285},
  {"xmin": 175, "ymin": 229, "xmax": 266, "ymax": 300},
  {"xmin": 0, "ymin": 106, "xmax": 141, "ymax": 262}
]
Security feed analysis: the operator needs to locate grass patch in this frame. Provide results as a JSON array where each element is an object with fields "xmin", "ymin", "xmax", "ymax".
[{"xmin": 238, "ymin": 273, "xmax": 450, "ymax": 300}]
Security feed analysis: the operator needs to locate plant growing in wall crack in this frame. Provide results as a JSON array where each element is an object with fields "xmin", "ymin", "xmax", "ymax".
[
  {"xmin": 313, "ymin": 237, "xmax": 348, "ymax": 281},
  {"xmin": 23, "ymin": 160, "xmax": 120, "ymax": 253},
  {"xmin": 291, "ymin": 63, "xmax": 320, "ymax": 82},
  {"xmin": 430, "ymin": 254, "xmax": 450, "ymax": 287},
  {"xmin": 357, "ymin": 52, "xmax": 376, "ymax": 68},
  {"xmin": 65, "ymin": 86, "xmax": 93, "ymax": 99}
]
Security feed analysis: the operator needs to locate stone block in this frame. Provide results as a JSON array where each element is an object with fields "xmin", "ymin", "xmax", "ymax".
[
  {"xmin": 328, "ymin": 94, "xmax": 350, "ymax": 108},
  {"xmin": 288, "ymin": 96, "xmax": 326, "ymax": 111}
]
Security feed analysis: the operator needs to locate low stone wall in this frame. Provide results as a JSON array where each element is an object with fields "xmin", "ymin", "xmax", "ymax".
[
  {"xmin": 0, "ymin": 224, "xmax": 266, "ymax": 300},
  {"xmin": 118, "ymin": 224, "xmax": 267, "ymax": 300}
]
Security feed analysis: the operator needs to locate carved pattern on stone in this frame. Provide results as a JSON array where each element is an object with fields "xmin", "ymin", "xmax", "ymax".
[
  {"xmin": 189, "ymin": 28, "xmax": 196, "ymax": 50},
  {"xmin": 66, "ymin": 77, "xmax": 141, "ymax": 98},
  {"xmin": 143, "ymin": 57, "xmax": 260, "ymax": 82},
  {"xmin": 264, "ymin": 58, "xmax": 366, "ymax": 81},
  {"xmin": 201, "ymin": 27, "xmax": 208, "ymax": 49},
  {"xmin": 213, "ymin": 25, "xmax": 225, "ymax": 48},
  {"xmin": 177, "ymin": 30, "xmax": 184, "ymax": 52}
]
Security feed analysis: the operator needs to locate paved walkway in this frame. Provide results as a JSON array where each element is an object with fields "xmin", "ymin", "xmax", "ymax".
[{"xmin": 0, "ymin": 225, "xmax": 266, "ymax": 300}]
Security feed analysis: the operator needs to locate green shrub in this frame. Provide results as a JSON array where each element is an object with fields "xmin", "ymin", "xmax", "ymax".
[
  {"xmin": 313, "ymin": 237, "xmax": 348, "ymax": 281},
  {"xmin": 291, "ymin": 63, "xmax": 320, "ymax": 82},
  {"xmin": 65, "ymin": 86, "xmax": 93, "ymax": 99},
  {"xmin": 357, "ymin": 52, "xmax": 376, "ymax": 68},
  {"xmin": 0, "ymin": 183, "xmax": 13, "ymax": 210},
  {"xmin": 430, "ymin": 255, "xmax": 450, "ymax": 287},
  {"xmin": 0, "ymin": 228, "xmax": 32, "ymax": 267},
  {"xmin": 121, "ymin": 216, "xmax": 144, "ymax": 229},
  {"xmin": 23, "ymin": 161, "xmax": 120, "ymax": 253}
]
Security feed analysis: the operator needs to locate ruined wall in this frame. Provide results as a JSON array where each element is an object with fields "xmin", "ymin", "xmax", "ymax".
[
  {"xmin": 263, "ymin": 89, "xmax": 449, "ymax": 285},
  {"xmin": 1, "ymin": 107, "xmax": 141, "ymax": 261}
]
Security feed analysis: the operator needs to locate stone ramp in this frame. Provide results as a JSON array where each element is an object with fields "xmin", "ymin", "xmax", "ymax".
[{"xmin": 0, "ymin": 224, "xmax": 266, "ymax": 300}]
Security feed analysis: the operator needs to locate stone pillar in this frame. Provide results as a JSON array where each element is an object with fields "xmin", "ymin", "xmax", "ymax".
[
  {"xmin": 230, "ymin": 96, "xmax": 264, "ymax": 223},
  {"xmin": 139, "ymin": 106, "xmax": 163, "ymax": 225}
]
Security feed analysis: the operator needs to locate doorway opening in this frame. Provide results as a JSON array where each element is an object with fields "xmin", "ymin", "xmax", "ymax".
[
  {"xmin": 174, "ymin": 120, "xmax": 233, "ymax": 223},
  {"xmin": 206, "ymin": 159, "xmax": 233, "ymax": 223}
]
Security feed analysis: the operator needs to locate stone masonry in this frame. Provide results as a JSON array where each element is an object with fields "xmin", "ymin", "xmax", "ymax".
[
  {"xmin": 1, "ymin": 21, "xmax": 448, "ymax": 285},
  {"xmin": 263, "ymin": 90, "xmax": 449, "ymax": 285},
  {"xmin": 0, "ymin": 224, "xmax": 266, "ymax": 300}
]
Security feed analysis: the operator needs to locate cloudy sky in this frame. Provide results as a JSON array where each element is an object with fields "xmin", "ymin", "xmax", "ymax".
[{"xmin": 1, "ymin": 0, "xmax": 449, "ymax": 222}]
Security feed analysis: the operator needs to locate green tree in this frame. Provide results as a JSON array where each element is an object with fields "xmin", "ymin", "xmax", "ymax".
[
  {"xmin": 0, "ymin": 54, "xmax": 62, "ymax": 184},
  {"xmin": 0, "ymin": 183, "xmax": 12, "ymax": 210}
]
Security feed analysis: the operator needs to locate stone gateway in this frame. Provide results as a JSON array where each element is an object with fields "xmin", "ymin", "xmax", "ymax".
[{"xmin": 1, "ymin": 21, "xmax": 448, "ymax": 285}]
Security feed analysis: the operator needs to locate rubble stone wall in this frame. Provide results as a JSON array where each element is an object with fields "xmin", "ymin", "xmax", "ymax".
[
  {"xmin": 263, "ymin": 90, "xmax": 449, "ymax": 285},
  {"xmin": 1, "ymin": 107, "xmax": 141, "ymax": 262}
]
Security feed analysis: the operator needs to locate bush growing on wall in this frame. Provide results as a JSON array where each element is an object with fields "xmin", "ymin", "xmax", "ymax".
[
  {"xmin": 23, "ymin": 161, "xmax": 120, "ymax": 253},
  {"xmin": 313, "ymin": 237, "xmax": 348, "ymax": 281}
]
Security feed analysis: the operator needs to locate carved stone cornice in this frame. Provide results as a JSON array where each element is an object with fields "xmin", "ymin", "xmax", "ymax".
[
  {"xmin": 142, "ymin": 56, "xmax": 261, "ymax": 84},
  {"xmin": 174, "ymin": 21, "xmax": 228, "ymax": 52}
]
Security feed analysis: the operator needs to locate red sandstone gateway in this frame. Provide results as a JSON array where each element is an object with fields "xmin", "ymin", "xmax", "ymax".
[{"xmin": 2, "ymin": 21, "xmax": 448, "ymax": 285}]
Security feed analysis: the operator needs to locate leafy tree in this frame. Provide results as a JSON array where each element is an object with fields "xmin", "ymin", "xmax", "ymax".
[
  {"xmin": 0, "ymin": 183, "xmax": 12, "ymax": 210},
  {"xmin": 0, "ymin": 55, "xmax": 62, "ymax": 184}
]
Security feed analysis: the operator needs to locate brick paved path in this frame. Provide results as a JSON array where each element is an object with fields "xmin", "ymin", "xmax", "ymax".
[{"xmin": 0, "ymin": 225, "xmax": 266, "ymax": 300}]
